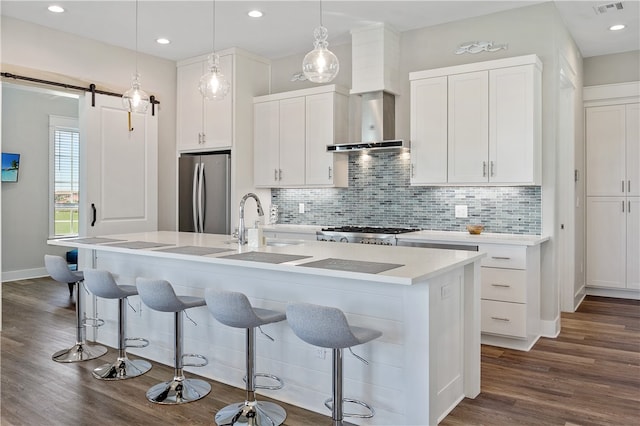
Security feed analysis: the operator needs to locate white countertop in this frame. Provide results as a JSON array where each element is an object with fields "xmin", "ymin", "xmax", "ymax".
[
  {"xmin": 262, "ymin": 224, "xmax": 548, "ymax": 246},
  {"xmin": 398, "ymin": 230, "xmax": 549, "ymax": 246},
  {"xmin": 48, "ymin": 231, "xmax": 484, "ymax": 286}
]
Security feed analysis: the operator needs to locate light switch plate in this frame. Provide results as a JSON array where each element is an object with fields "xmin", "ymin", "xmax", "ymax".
[{"xmin": 455, "ymin": 205, "xmax": 468, "ymax": 218}]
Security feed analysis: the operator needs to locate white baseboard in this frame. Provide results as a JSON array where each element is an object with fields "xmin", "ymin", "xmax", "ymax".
[
  {"xmin": 540, "ymin": 316, "xmax": 560, "ymax": 338},
  {"xmin": 586, "ymin": 287, "xmax": 640, "ymax": 300},
  {"xmin": 2, "ymin": 267, "xmax": 49, "ymax": 282}
]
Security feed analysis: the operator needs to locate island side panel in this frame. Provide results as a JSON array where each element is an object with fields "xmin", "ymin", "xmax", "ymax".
[{"xmin": 93, "ymin": 249, "xmax": 415, "ymax": 425}]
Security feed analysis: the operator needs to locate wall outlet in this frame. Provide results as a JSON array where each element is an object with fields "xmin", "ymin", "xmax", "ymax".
[
  {"xmin": 299, "ymin": 203, "xmax": 305, "ymax": 214},
  {"xmin": 315, "ymin": 348, "xmax": 326, "ymax": 359},
  {"xmin": 454, "ymin": 205, "xmax": 468, "ymax": 218}
]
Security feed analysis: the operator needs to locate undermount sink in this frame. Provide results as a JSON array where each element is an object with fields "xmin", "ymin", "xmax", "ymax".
[{"xmin": 223, "ymin": 239, "xmax": 304, "ymax": 247}]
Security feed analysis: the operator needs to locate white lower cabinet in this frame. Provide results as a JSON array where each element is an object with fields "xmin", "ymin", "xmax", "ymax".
[
  {"xmin": 478, "ymin": 243, "xmax": 541, "ymax": 350},
  {"xmin": 586, "ymin": 196, "xmax": 639, "ymax": 290}
]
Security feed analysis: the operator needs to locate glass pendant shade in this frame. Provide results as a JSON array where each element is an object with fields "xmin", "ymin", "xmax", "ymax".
[
  {"xmin": 302, "ymin": 26, "xmax": 339, "ymax": 83},
  {"xmin": 122, "ymin": 73, "xmax": 150, "ymax": 113},
  {"xmin": 199, "ymin": 53, "xmax": 230, "ymax": 100}
]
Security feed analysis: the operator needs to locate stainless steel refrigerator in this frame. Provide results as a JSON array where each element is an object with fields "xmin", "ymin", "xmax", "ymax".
[{"xmin": 178, "ymin": 151, "xmax": 231, "ymax": 234}]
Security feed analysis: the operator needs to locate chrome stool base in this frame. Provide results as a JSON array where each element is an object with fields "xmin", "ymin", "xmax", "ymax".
[
  {"xmin": 146, "ymin": 377, "xmax": 211, "ymax": 404},
  {"xmin": 215, "ymin": 400, "xmax": 287, "ymax": 426},
  {"xmin": 52, "ymin": 342, "xmax": 108, "ymax": 363},
  {"xmin": 92, "ymin": 357, "xmax": 152, "ymax": 380}
]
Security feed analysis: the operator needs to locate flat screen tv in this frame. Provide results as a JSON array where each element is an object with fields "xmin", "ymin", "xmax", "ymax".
[{"xmin": 1, "ymin": 153, "xmax": 21, "ymax": 183}]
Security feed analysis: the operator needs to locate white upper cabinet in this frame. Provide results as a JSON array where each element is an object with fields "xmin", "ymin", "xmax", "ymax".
[
  {"xmin": 410, "ymin": 76, "xmax": 448, "ymax": 184},
  {"xmin": 489, "ymin": 65, "xmax": 539, "ymax": 184},
  {"xmin": 409, "ymin": 54, "xmax": 542, "ymax": 186},
  {"xmin": 305, "ymin": 92, "xmax": 348, "ymax": 187},
  {"xmin": 448, "ymin": 71, "xmax": 489, "ymax": 183},
  {"xmin": 254, "ymin": 85, "xmax": 348, "ymax": 188},
  {"xmin": 177, "ymin": 54, "xmax": 233, "ymax": 151}
]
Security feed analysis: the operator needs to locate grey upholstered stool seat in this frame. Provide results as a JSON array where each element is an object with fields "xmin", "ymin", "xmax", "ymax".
[
  {"xmin": 83, "ymin": 269, "xmax": 152, "ymax": 380},
  {"xmin": 44, "ymin": 255, "xmax": 108, "ymax": 363},
  {"xmin": 136, "ymin": 277, "xmax": 211, "ymax": 404},
  {"xmin": 205, "ymin": 289, "xmax": 287, "ymax": 426},
  {"xmin": 286, "ymin": 302, "xmax": 382, "ymax": 426}
]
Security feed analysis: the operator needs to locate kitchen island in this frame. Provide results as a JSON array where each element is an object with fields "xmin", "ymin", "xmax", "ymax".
[{"xmin": 49, "ymin": 231, "xmax": 484, "ymax": 425}]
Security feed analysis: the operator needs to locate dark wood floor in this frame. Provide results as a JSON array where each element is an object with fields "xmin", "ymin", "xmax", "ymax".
[{"xmin": 1, "ymin": 278, "xmax": 639, "ymax": 425}]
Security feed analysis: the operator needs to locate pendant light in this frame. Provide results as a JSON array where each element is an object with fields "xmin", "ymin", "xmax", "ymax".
[
  {"xmin": 199, "ymin": 0, "xmax": 230, "ymax": 100},
  {"xmin": 302, "ymin": 0, "xmax": 339, "ymax": 83},
  {"xmin": 122, "ymin": 0, "xmax": 150, "ymax": 113}
]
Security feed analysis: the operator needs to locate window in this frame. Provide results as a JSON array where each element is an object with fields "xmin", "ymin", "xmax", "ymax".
[{"xmin": 49, "ymin": 116, "xmax": 80, "ymax": 237}]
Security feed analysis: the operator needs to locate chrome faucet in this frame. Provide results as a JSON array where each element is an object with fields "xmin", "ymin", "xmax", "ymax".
[{"xmin": 238, "ymin": 193, "xmax": 264, "ymax": 245}]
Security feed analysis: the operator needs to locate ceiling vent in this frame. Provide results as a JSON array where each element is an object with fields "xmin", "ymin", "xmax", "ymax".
[{"xmin": 593, "ymin": 1, "xmax": 624, "ymax": 14}]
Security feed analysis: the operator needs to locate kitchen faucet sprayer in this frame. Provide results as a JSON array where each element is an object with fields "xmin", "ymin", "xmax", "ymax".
[{"xmin": 238, "ymin": 193, "xmax": 264, "ymax": 245}]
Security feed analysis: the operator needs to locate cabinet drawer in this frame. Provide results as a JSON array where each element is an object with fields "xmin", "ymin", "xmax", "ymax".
[
  {"xmin": 481, "ymin": 299, "xmax": 527, "ymax": 338},
  {"xmin": 479, "ymin": 244, "xmax": 526, "ymax": 269},
  {"xmin": 481, "ymin": 267, "xmax": 527, "ymax": 303}
]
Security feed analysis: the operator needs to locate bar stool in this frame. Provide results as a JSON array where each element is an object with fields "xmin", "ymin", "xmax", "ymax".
[
  {"xmin": 204, "ymin": 289, "xmax": 287, "ymax": 426},
  {"xmin": 83, "ymin": 269, "xmax": 152, "ymax": 380},
  {"xmin": 286, "ymin": 302, "xmax": 382, "ymax": 426},
  {"xmin": 136, "ymin": 277, "xmax": 211, "ymax": 404},
  {"xmin": 44, "ymin": 254, "xmax": 107, "ymax": 363}
]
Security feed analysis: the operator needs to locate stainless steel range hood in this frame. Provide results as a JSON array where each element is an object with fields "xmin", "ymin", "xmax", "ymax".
[
  {"xmin": 327, "ymin": 91, "xmax": 409, "ymax": 152},
  {"xmin": 327, "ymin": 24, "xmax": 409, "ymax": 153}
]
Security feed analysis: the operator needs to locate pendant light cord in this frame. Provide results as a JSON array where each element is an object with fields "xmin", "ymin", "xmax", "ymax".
[
  {"xmin": 212, "ymin": 0, "xmax": 216, "ymax": 54},
  {"xmin": 135, "ymin": 0, "xmax": 139, "ymax": 75},
  {"xmin": 319, "ymin": 0, "xmax": 323, "ymax": 27}
]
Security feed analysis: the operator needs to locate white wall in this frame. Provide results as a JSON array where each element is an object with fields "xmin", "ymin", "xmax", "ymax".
[
  {"xmin": 0, "ymin": 16, "xmax": 177, "ymax": 232},
  {"xmin": 1, "ymin": 85, "xmax": 78, "ymax": 279},
  {"xmin": 583, "ymin": 50, "xmax": 640, "ymax": 86}
]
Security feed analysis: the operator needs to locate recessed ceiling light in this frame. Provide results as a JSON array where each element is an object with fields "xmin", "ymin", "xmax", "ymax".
[
  {"xmin": 248, "ymin": 10, "xmax": 263, "ymax": 18},
  {"xmin": 609, "ymin": 24, "xmax": 626, "ymax": 31},
  {"xmin": 156, "ymin": 38, "xmax": 171, "ymax": 45},
  {"xmin": 47, "ymin": 5, "xmax": 65, "ymax": 13}
]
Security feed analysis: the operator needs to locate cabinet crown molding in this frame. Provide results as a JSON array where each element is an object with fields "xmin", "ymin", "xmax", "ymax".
[{"xmin": 409, "ymin": 54, "xmax": 542, "ymax": 81}]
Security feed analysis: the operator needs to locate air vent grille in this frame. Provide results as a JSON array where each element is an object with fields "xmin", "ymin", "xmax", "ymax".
[{"xmin": 594, "ymin": 1, "xmax": 624, "ymax": 14}]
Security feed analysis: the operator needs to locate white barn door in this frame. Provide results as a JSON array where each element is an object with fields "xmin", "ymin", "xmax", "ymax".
[{"xmin": 79, "ymin": 93, "xmax": 158, "ymax": 237}]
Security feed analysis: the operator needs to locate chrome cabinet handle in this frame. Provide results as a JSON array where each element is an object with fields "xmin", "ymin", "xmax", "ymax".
[
  {"xmin": 279, "ymin": 169, "xmax": 282, "ymax": 181},
  {"xmin": 622, "ymin": 180, "xmax": 625, "ymax": 193},
  {"xmin": 491, "ymin": 283, "xmax": 511, "ymax": 288},
  {"xmin": 629, "ymin": 180, "xmax": 632, "ymax": 193},
  {"xmin": 482, "ymin": 161, "xmax": 487, "ymax": 177},
  {"xmin": 490, "ymin": 316, "xmax": 510, "ymax": 322},
  {"xmin": 411, "ymin": 163, "xmax": 415, "ymax": 178},
  {"xmin": 623, "ymin": 200, "xmax": 625, "ymax": 212},
  {"xmin": 274, "ymin": 169, "xmax": 278, "ymax": 181},
  {"xmin": 328, "ymin": 166, "xmax": 332, "ymax": 179},
  {"xmin": 490, "ymin": 161, "xmax": 495, "ymax": 177},
  {"xmin": 491, "ymin": 256, "xmax": 511, "ymax": 260},
  {"xmin": 629, "ymin": 200, "xmax": 631, "ymax": 213}
]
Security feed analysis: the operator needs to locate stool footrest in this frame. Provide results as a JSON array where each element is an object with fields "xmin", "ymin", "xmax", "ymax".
[
  {"xmin": 125, "ymin": 337, "xmax": 149, "ymax": 348},
  {"xmin": 324, "ymin": 397, "xmax": 375, "ymax": 419},
  {"xmin": 82, "ymin": 317, "xmax": 105, "ymax": 328},
  {"xmin": 181, "ymin": 353, "xmax": 208, "ymax": 367},
  {"xmin": 243, "ymin": 372, "xmax": 284, "ymax": 390}
]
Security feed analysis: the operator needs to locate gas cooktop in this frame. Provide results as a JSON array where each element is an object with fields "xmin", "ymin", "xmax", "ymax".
[{"xmin": 320, "ymin": 226, "xmax": 420, "ymax": 234}]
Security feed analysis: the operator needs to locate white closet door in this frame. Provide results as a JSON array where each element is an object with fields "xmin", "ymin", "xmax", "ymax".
[
  {"xmin": 586, "ymin": 197, "xmax": 626, "ymax": 289},
  {"xmin": 626, "ymin": 103, "xmax": 639, "ymax": 197},
  {"xmin": 79, "ymin": 93, "xmax": 158, "ymax": 236},
  {"xmin": 586, "ymin": 105, "xmax": 626, "ymax": 196}
]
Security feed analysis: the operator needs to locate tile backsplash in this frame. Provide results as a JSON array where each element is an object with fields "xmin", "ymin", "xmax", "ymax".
[{"xmin": 271, "ymin": 151, "xmax": 541, "ymax": 235}]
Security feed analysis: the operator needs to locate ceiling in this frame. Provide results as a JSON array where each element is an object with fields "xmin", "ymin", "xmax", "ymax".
[{"xmin": 1, "ymin": 1, "xmax": 638, "ymax": 62}]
